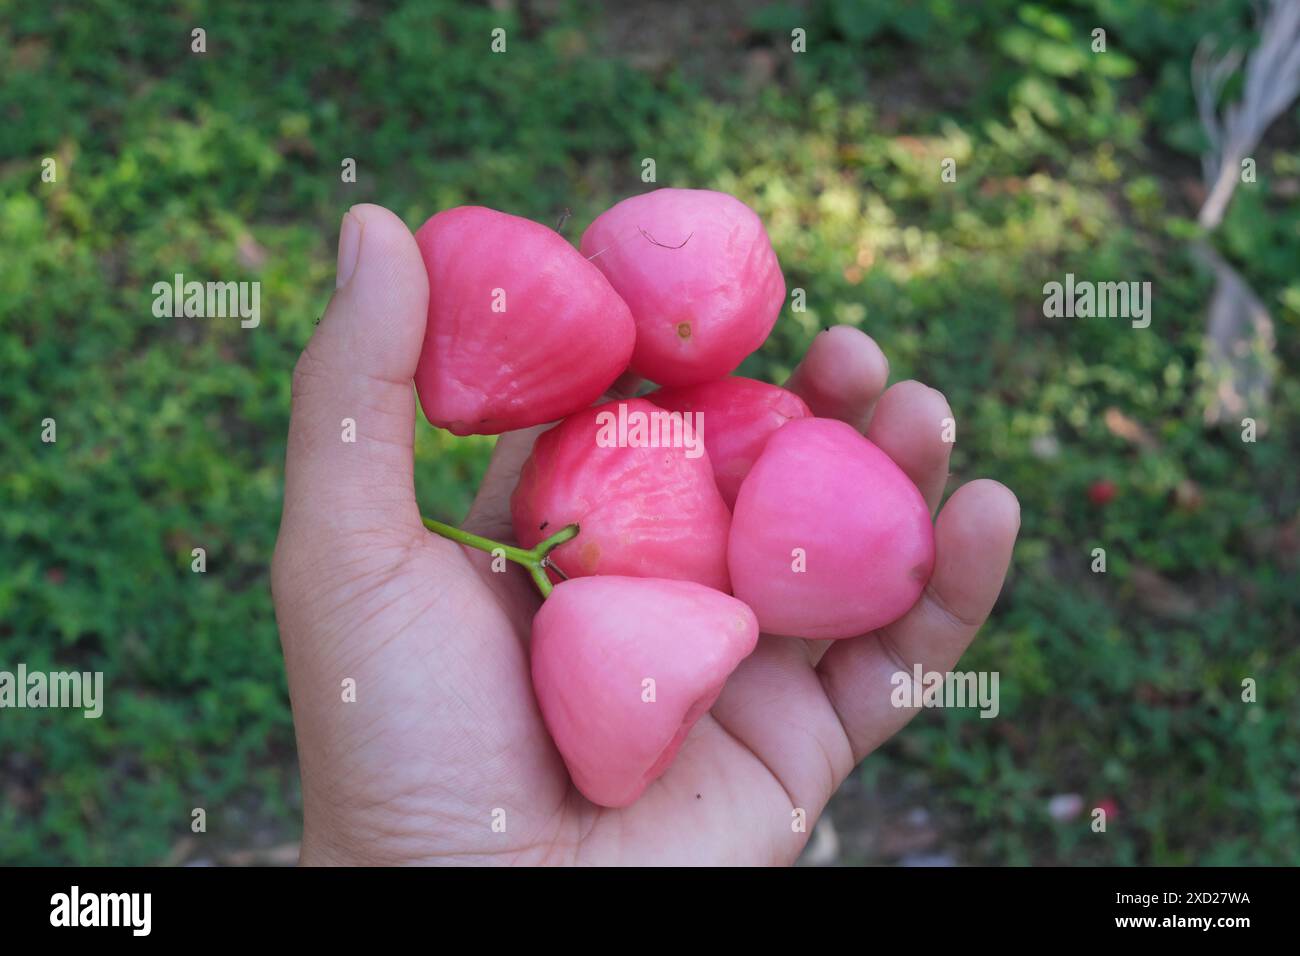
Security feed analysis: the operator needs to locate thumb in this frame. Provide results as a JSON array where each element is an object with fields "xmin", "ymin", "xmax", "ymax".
[{"xmin": 280, "ymin": 203, "xmax": 429, "ymax": 545}]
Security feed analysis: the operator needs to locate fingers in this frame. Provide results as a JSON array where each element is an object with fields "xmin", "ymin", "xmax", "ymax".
[
  {"xmin": 783, "ymin": 327, "xmax": 952, "ymax": 509},
  {"xmin": 816, "ymin": 479, "xmax": 1020, "ymax": 763},
  {"xmin": 866, "ymin": 380, "xmax": 954, "ymax": 512},
  {"xmin": 710, "ymin": 636, "xmax": 856, "ymax": 816},
  {"xmin": 280, "ymin": 204, "xmax": 429, "ymax": 542},
  {"xmin": 463, "ymin": 426, "xmax": 548, "ymax": 540},
  {"xmin": 783, "ymin": 326, "xmax": 889, "ymax": 431}
]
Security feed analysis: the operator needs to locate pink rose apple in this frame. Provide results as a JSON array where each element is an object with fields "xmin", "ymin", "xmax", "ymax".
[
  {"xmin": 728, "ymin": 417, "xmax": 935, "ymax": 638},
  {"xmin": 512, "ymin": 397, "xmax": 732, "ymax": 591},
  {"xmin": 414, "ymin": 206, "xmax": 635, "ymax": 436},
  {"xmin": 579, "ymin": 189, "xmax": 785, "ymax": 387},
  {"xmin": 531, "ymin": 575, "xmax": 759, "ymax": 807},
  {"xmin": 646, "ymin": 376, "xmax": 811, "ymax": 508}
]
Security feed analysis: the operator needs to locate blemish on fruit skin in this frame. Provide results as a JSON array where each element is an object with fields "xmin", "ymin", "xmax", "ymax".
[
  {"xmin": 580, "ymin": 540, "xmax": 601, "ymax": 570},
  {"xmin": 676, "ymin": 321, "xmax": 692, "ymax": 339}
]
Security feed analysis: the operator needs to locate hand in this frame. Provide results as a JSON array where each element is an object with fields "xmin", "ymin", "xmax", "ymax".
[{"xmin": 271, "ymin": 203, "xmax": 1020, "ymax": 865}]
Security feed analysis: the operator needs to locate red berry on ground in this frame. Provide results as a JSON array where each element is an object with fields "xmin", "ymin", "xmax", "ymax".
[{"xmin": 1088, "ymin": 479, "xmax": 1117, "ymax": 506}]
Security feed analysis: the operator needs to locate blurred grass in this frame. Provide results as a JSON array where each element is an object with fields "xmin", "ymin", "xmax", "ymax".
[{"xmin": 1, "ymin": 0, "xmax": 1297, "ymax": 864}]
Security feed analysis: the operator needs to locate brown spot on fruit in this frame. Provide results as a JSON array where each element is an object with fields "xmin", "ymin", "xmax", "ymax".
[
  {"xmin": 676, "ymin": 322, "xmax": 692, "ymax": 339},
  {"xmin": 579, "ymin": 540, "xmax": 601, "ymax": 570}
]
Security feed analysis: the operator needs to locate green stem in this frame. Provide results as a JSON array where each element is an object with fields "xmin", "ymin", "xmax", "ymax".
[{"xmin": 421, "ymin": 516, "xmax": 578, "ymax": 599}]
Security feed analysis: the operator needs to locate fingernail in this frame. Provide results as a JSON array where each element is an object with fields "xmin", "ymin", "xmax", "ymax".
[{"xmin": 336, "ymin": 210, "xmax": 362, "ymax": 289}]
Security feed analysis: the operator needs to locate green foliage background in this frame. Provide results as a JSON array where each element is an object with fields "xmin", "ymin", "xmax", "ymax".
[{"xmin": 1, "ymin": 0, "xmax": 1297, "ymax": 864}]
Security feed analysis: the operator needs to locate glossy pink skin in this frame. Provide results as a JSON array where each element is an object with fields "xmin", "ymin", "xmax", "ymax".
[
  {"xmin": 728, "ymin": 417, "xmax": 935, "ymax": 639},
  {"xmin": 531, "ymin": 576, "xmax": 759, "ymax": 808},
  {"xmin": 646, "ymin": 377, "xmax": 811, "ymax": 508},
  {"xmin": 512, "ymin": 398, "xmax": 732, "ymax": 591},
  {"xmin": 414, "ymin": 206, "xmax": 635, "ymax": 436},
  {"xmin": 579, "ymin": 189, "xmax": 785, "ymax": 387}
]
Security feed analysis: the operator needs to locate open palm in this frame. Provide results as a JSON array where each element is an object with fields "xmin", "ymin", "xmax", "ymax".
[{"xmin": 271, "ymin": 204, "xmax": 1019, "ymax": 865}]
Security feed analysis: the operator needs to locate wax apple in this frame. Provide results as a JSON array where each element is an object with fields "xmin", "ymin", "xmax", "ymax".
[
  {"xmin": 414, "ymin": 206, "xmax": 635, "ymax": 436},
  {"xmin": 646, "ymin": 377, "xmax": 810, "ymax": 508},
  {"xmin": 407, "ymin": 188, "xmax": 990, "ymax": 813},
  {"xmin": 728, "ymin": 417, "xmax": 935, "ymax": 638},
  {"xmin": 530, "ymin": 575, "xmax": 759, "ymax": 807},
  {"xmin": 580, "ymin": 189, "xmax": 785, "ymax": 387},
  {"xmin": 512, "ymin": 397, "xmax": 732, "ymax": 591}
]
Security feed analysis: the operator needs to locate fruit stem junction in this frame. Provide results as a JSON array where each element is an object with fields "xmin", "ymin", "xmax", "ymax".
[{"xmin": 420, "ymin": 516, "xmax": 579, "ymax": 599}]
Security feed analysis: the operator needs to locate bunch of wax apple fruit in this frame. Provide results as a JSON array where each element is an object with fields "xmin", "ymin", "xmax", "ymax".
[{"xmin": 414, "ymin": 189, "xmax": 933, "ymax": 808}]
